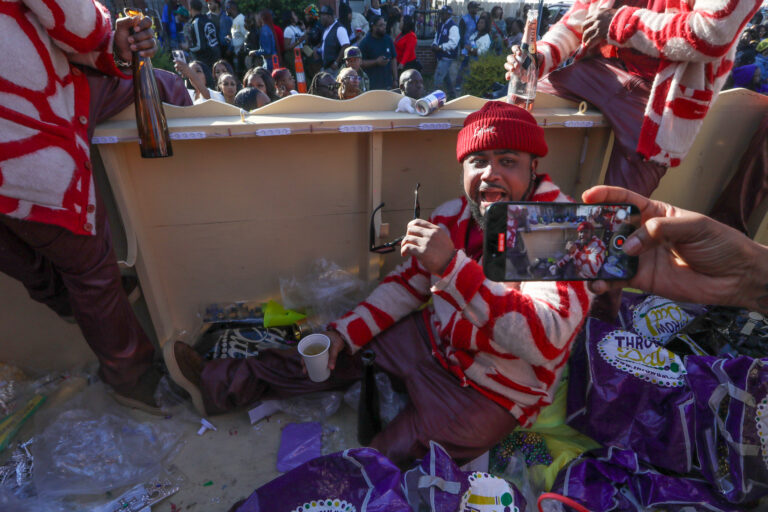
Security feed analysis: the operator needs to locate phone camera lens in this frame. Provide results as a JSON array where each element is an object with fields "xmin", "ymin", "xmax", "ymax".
[{"xmin": 613, "ymin": 235, "xmax": 626, "ymax": 250}]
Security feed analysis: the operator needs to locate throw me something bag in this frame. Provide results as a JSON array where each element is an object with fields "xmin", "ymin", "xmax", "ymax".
[
  {"xmin": 566, "ymin": 317, "xmax": 697, "ymax": 475},
  {"xmin": 686, "ymin": 355, "xmax": 768, "ymax": 503}
]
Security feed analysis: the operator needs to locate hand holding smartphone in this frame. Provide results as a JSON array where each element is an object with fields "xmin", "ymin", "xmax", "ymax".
[{"xmin": 483, "ymin": 202, "xmax": 639, "ymax": 282}]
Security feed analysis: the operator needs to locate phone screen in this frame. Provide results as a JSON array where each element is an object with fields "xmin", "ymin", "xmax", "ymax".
[
  {"xmin": 172, "ymin": 50, "xmax": 186, "ymax": 64},
  {"xmin": 483, "ymin": 202, "xmax": 640, "ymax": 282}
]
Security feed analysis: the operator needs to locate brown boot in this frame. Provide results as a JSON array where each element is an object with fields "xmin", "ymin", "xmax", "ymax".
[
  {"xmin": 111, "ymin": 365, "xmax": 163, "ymax": 415},
  {"xmin": 162, "ymin": 341, "xmax": 206, "ymax": 416}
]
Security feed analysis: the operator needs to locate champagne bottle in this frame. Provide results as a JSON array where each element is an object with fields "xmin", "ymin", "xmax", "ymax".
[
  {"xmin": 126, "ymin": 9, "xmax": 173, "ymax": 158},
  {"xmin": 357, "ymin": 349, "xmax": 382, "ymax": 446},
  {"xmin": 507, "ymin": 10, "xmax": 539, "ymax": 112}
]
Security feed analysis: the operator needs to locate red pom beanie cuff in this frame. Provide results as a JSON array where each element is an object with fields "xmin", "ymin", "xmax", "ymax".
[{"xmin": 456, "ymin": 101, "xmax": 548, "ymax": 162}]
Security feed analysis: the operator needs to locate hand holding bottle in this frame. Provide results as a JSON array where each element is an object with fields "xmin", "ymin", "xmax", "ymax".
[{"xmin": 115, "ymin": 13, "xmax": 156, "ymax": 64}]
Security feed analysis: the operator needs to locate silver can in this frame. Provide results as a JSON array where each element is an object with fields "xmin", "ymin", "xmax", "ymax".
[{"xmin": 415, "ymin": 90, "xmax": 447, "ymax": 116}]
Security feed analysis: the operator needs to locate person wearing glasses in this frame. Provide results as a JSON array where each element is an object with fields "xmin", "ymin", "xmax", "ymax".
[
  {"xmin": 336, "ymin": 67, "xmax": 361, "ymax": 99},
  {"xmin": 163, "ymin": 102, "xmax": 591, "ymax": 468},
  {"xmin": 308, "ymin": 71, "xmax": 338, "ymax": 99}
]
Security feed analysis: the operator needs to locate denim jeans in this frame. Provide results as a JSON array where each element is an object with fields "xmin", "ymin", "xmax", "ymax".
[{"xmin": 433, "ymin": 57, "xmax": 459, "ymax": 99}]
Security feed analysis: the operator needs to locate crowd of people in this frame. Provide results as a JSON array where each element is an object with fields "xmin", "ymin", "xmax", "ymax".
[
  {"xmin": 158, "ymin": 0, "xmax": 448, "ymax": 108},
  {"xmin": 155, "ymin": 0, "xmax": 542, "ymax": 107},
  {"xmin": 727, "ymin": 13, "xmax": 768, "ymax": 94}
]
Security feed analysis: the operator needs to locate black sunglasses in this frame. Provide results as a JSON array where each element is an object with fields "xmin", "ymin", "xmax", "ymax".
[{"xmin": 369, "ymin": 183, "xmax": 421, "ymax": 254}]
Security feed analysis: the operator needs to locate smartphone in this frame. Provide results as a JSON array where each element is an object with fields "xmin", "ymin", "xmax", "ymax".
[
  {"xmin": 483, "ymin": 202, "xmax": 640, "ymax": 282},
  {"xmin": 172, "ymin": 50, "xmax": 186, "ymax": 64}
]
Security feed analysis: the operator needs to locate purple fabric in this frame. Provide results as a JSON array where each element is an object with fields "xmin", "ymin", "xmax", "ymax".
[
  {"xmin": 567, "ymin": 316, "xmax": 697, "ymax": 474},
  {"xmin": 235, "ymin": 448, "xmax": 410, "ymax": 512},
  {"xmin": 402, "ymin": 441, "xmax": 523, "ymax": 512},
  {"xmin": 552, "ymin": 447, "xmax": 743, "ymax": 512},
  {"xmin": 276, "ymin": 422, "xmax": 323, "ymax": 473},
  {"xmin": 686, "ymin": 356, "xmax": 768, "ymax": 503},
  {"xmin": 731, "ymin": 64, "xmax": 759, "ymax": 88}
]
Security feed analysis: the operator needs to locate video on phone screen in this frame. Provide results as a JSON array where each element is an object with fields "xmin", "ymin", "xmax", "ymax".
[{"xmin": 502, "ymin": 204, "xmax": 638, "ymax": 281}]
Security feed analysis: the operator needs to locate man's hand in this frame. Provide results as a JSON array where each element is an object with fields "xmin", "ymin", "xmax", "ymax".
[
  {"xmin": 301, "ymin": 331, "xmax": 348, "ymax": 375},
  {"xmin": 375, "ymin": 55, "xmax": 389, "ymax": 66},
  {"xmin": 114, "ymin": 15, "xmax": 156, "ymax": 64},
  {"xmin": 504, "ymin": 47, "xmax": 543, "ymax": 80},
  {"xmin": 401, "ymin": 219, "xmax": 456, "ymax": 275},
  {"xmin": 581, "ymin": 8, "xmax": 617, "ymax": 50},
  {"xmin": 431, "ymin": 43, "xmax": 440, "ymax": 53},
  {"xmin": 583, "ymin": 186, "xmax": 764, "ymax": 310}
]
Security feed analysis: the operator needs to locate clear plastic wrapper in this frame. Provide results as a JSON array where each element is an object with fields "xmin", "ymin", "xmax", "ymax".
[
  {"xmin": 276, "ymin": 391, "xmax": 343, "ymax": 422},
  {"xmin": 280, "ymin": 258, "xmax": 372, "ymax": 330},
  {"xmin": 344, "ymin": 372, "xmax": 408, "ymax": 425},
  {"xmin": 32, "ymin": 383, "xmax": 185, "ymax": 497}
]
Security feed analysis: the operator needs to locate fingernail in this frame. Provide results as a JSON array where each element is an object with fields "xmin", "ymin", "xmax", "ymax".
[{"xmin": 623, "ymin": 236, "xmax": 640, "ymax": 255}]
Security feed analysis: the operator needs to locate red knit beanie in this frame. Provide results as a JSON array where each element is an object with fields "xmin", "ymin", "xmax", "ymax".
[{"xmin": 456, "ymin": 101, "xmax": 548, "ymax": 162}]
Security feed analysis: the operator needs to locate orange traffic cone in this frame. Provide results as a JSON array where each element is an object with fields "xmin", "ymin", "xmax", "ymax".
[
  {"xmin": 271, "ymin": 54, "xmax": 280, "ymax": 71},
  {"xmin": 294, "ymin": 48, "xmax": 307, "ymax": 93}
]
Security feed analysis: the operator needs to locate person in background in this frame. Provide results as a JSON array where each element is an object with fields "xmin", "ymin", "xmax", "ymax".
[
  {"xmin": 254, "ymin": 9, "xmax": 280, "ymax": 70},
  {"xmin": 399, "ymin": 68, "xmax": 424, "ymax": 99},
  {"xmin": 351, "ymin": 9, "xmax": 370, "ymax": 42},
  {"xmin": 176, "ymin": 59, "xmax": 225, "ymax": 103},
  {"xmin": 303, "ymin": 4, "xmax": 324, "ymax": 80},
  {"xmin": 505, "ymin": 18, "xmax": 523, "ymax": 47},
  {"xmin": 466, "ymin": 13, "xmax": 491, "ymax": 60},
  {"xmin": 387, "ymin": 5, "xmax": 402, "ymax": 40},
  {"xmin": 162, "ymin": 0, "xmax": 182, "ymax": 48},
  {"xmin": 337, "ymin": 67, "xmax": 361, "ymax": 99},
  {"xmin": 489, "ymin": 6, "xmax": 507, "ymax": 55},
  {"xmin": 272, "ymin": 68, "xmax": 298, "ymax": 97},
  {"xmin": 206, "ymin": 0, "xmax": 221, "ymax": 38},
  {"xmin": 187, "ymin": 0, "xmax": 220, "ymax": 68},
  {"xmin": 343, "ymin": 46, "xmax": 370, "ymax": 92},
  {"xmin": 176, "ymin": 6, "xmax": 191, "ymax": 50},
  {"xmin": 245, "ymin": 67, "xmax": 279, "ymax": 102},
  {"xmin": 308, "ymin": 71, "xmax": 338, "ymax": 98},
  {"xmin": 359, "ymin": 16, "xmax": 398, "ymax": 90},
  {"xmin": 754, "ymin": 39, "xmax": 768, "ymax": 84},
  {"xmin": 270, "ymin": 10, "xmax": 286, "ymax": 62},
  {"xmin": 584, "ymin": 186, "xmax": 768, "ymax": 316},
  {"xmin": 211, "ymin": 0, "xmax": 232, "ymax": 59},
  {"xmin": 431, "ymin": 6, "xmax": 460, "ymax": 99},
  {"xmin": 395, "ymin": 15, "xmax": 420, "ymax": 72},
  {"xmin": 339, "ymin": 3, "xmax": 357, "ymax": 44},
  {"xmin": 212, "ymin": 59, "xmax": 235, "ymax": 83},
  {"xmin": 234, "ymin": 86, "xmax": 270, "ymax": 110},
  {"xmin": 283, "ymin": 9, "xmax": 307, "ymax": 73},
  {"xmin": 319, "ymin": 5, "xmax": 351, "ymax": 75},
  {"xmin": 226, "ymin": 0, "xmax": 247, "ymax": 73},
  {"xmin": 217, "ymin": 72, "xmax": 239, "ymax": 104},
  {"xmin": 456, "ymin": 0, "xmax": 480, "ymax": 90}
]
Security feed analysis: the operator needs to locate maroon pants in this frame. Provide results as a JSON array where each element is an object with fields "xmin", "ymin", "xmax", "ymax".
[
  {"xmin": 0, "ymin": 68, "xmax": 191, "ymax": 391},
  {"xmin": 201, "ymin": 313, "xmax": 519, "ymax": 467},
  {"xmin": 539, "ymin": 57, "xmax": 668, "ymax": 197},
  {"xmin": 0, "ymin": 192, "xmax": 154, "ymax": 390}
]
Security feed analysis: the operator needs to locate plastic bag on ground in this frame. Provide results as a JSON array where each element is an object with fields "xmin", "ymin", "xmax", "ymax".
[
  {"xmin": 276, "ymin": 422, "xmax": 323, "ymax": 473},
  {"xmin": 277, "ymin": 391, "xmax": 344, "ymax": 422},
  {"xmin": 280, "ymin": 258, "xmax": 372, "ymax": 330},
  {"xmin": 32, "ymin": 383, "xmax": 185, "ymax": 497},
  {"xmin": 234, "ymin": 448, "xmax": 411, "ymax": 512},
  {"xmin": 344, "ymin": 372, "xmax": 408, "ymax": 425}
]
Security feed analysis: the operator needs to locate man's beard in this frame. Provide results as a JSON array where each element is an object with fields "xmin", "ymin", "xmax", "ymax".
[{"xmin": 466, "ymin": 192, "xmax": 487, "ymax": 230}]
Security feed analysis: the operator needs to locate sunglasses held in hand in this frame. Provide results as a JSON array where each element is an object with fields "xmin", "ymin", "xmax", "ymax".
[{"xmin": 369, "ymin": 183, "xmax": 421, "ymax": 254}]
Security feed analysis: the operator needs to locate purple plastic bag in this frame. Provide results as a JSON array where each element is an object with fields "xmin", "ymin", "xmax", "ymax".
[
  {"xmin": 552, "ymin": 447, "xmax": 743, "ymax": 512},
  {"xmin": 567, "ymin": 317, "xmax": 696, "ymax": 474},
  {"xmin": 686, "ymin": 355, "xmax": 768, "ymax": 503},
  {"xmin": 235, "ymin": 448, "xmax": 410, "ymax": 512},
  {"xmin": 276, "ymin": 422, "xmax": 323, "ymax": 473}
]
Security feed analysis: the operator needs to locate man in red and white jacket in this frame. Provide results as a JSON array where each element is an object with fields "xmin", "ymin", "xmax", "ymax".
[
  {"xmin": 0, "ymin": 0, "xmax": 164, "ymax": 411},
  {"xmin": 553, "ymin": 221, "xmax": 607, "ymax": 278},
  {"xmin": 506, "ymin": 0, "xmax": 762, "ymax": 197},
  {"xmin": 164, "ymin": 102, "xmax": 593, "ymax": 466}
]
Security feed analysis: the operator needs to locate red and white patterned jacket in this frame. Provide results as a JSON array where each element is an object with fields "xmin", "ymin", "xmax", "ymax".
[
  {"xmin": 0, "ymin": 0, "xmax": 128, "ymax": 235},
  {"xmin": 330, "ymin": 175, "xmax": 594, "ymax": 427},
  {"xmin": 537, "ymin": 0, "xmax": 761, "ymax": 167},
  {"xmin": 556, "ymin": 236, "xmax": 607, "ymax": 278}
]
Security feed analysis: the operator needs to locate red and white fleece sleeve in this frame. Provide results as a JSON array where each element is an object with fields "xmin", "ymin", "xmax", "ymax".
[
  {"xmin": 431, "ymin": 250, "xmax": 592, "ymax": 367},
  {"xmin": 23, "ymin": 0, "xmax": 128, "ymax": 77},
  {"xmin": 607, "ymin": 0, "xmax": 761, "ymax": 63},
  {"xmin": 328, "ymin": 254, "xmax": 432, "ymax": 353}
]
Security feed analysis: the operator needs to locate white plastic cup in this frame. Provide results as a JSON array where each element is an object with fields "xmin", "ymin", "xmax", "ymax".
[{"xmin": 298, "ymin": 334, "xmax": 331, "ymax": 383}]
